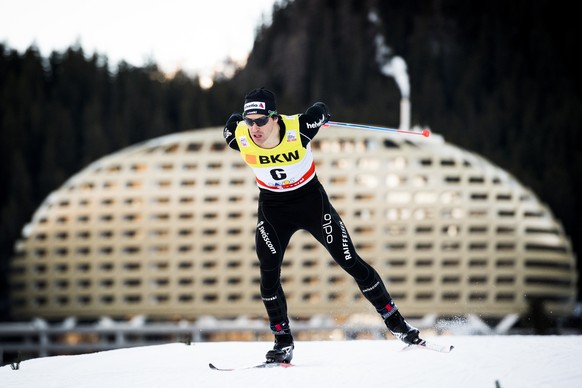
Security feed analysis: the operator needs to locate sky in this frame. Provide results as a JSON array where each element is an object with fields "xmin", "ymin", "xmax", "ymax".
[
  {"xmin": 1, "ymin": 336, "xmax": 581, "ymax": 387},
  {"xmin": 0, "ymin": 0, "xmax": 277, "ymax": 87}
]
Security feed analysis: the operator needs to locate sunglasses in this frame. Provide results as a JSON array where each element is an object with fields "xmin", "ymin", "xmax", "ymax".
[{"xmin": 244, "ymin": 115, "xmax": 271, "ymax": 127}]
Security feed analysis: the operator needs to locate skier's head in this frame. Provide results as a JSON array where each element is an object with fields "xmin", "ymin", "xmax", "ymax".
[{"xmin": 243, "ymin": 87, "xmax": 277, "ymax": 117}]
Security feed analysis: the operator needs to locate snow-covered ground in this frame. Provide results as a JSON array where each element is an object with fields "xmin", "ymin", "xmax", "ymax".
[{"xmin": 1, "ymin": 336, "xmax": 581, "ymax": 388}]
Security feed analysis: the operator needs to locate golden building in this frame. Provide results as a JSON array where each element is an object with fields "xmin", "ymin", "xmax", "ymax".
[{"xmin": 9, "ymin": 126, "xmax": 577, "ymax": 320}]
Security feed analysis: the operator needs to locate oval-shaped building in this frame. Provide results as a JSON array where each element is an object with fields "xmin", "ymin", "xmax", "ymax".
[{"xmin": 9, "ymin": 126, "xmax": 577, "ymax": 321}]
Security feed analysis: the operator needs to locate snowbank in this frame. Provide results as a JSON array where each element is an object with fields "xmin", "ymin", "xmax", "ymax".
[{"xmin": 1, "ymin": 336, "xmax": 581, "ymax": 388}]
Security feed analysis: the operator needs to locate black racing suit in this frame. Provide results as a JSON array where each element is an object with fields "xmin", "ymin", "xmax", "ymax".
[{"xmin": 223, "ymin": 103, "xmax": 398, "ymax": 327}]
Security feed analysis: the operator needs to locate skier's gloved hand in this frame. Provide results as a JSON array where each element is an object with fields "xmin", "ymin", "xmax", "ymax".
[
  {"xmin": 311, "ymin": 102, "xmax": 331, "ymax": 124},
  {"xmin": 225, "ymin": 112, "xmax": 243, "ymax": 127},
  {"xmin": 224, "ymin": 112, "xmax": 242, "ymax": 140}
]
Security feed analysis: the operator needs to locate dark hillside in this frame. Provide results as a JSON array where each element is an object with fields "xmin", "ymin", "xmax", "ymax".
[{"xmin": 229, "ymin": 0, "xmax": 581, "ymax": 300}]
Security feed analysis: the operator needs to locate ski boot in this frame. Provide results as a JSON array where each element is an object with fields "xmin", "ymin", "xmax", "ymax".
[
  {"xmin": 266, "ymin": 321, "xmax": 294, "ymax": 364},
  {"xmin": 385, "ymin": 310, "xmax": 423, "ymax": 345}
]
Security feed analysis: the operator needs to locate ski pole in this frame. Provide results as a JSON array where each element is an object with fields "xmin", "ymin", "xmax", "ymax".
[{"xmin": 324, "ymin": 121, "xmax": 430, "ymax": 137}]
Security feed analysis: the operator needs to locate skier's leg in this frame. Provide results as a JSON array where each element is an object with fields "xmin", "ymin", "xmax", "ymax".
[
  {"xmin": 256, "ymin": 202, "xmax": 295, "ymax": 362},
  {"xmin": 308, "ymin": 187, "xmax": 421, "ymax": 344},
  {"xmin": 255, "ymin": 203, "xmax": 290, "ymax": 325}
]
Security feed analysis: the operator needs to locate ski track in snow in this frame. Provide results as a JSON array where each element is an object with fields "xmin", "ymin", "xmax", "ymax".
[{"xmin": 1, "ymin": 336, "xmax": 581, "ymax": 388}]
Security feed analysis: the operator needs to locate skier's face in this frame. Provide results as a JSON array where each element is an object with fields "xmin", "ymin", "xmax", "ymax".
[{"xmin": 245, "ymin": 114, "xmax": 279, "ymax": 148}]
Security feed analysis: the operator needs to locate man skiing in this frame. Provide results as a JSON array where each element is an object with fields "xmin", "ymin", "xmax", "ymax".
[{"xmin": 223, "ymin": 87, "xmax": 422, "ymax": 364}]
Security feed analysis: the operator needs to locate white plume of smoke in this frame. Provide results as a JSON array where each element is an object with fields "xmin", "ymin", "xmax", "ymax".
[
  {"xmin": 369, "ymin": 10, "xmax": 411, "ymax": 130},
  {"xmin": 373, "ymin": 34, "xmax": 410, "ymax": 99}
]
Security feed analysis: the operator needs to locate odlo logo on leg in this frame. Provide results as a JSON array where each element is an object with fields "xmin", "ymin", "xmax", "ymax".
[{"xmin": 323, "ymin": 213, "xmax": 333, "ymax": 244}]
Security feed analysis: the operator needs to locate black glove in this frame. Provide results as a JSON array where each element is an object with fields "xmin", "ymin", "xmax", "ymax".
[
  {"xmin": 224, "ymin": 112, "xmax": 242, "ymax": 140},
  {"xmin": 225, "ymin": 112, "xmax": 243, "ymax": 127},
  {"xmin": 311, "ymin": 102, "xmax": 331, "ymax": 123}
]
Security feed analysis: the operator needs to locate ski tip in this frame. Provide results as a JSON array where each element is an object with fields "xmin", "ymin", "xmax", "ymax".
[
  {"xmin": 435, "ymin": 344, "xmax": 454, "ymax": 353},
  {"xmin": 432, "ymin": 343, "xmax": 454, "ymax": 353},
  {"xmin": 402, "ymin": 340, "xmax": 454, "ymax": 353},
  {"xmin": 209, "ymin": 363, "xmax": 233, "ymax": 371}
]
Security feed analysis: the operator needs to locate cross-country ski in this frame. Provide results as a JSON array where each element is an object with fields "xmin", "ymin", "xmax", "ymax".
[{"xmin": 209, "ymin": 362, "xmax": 294, "ymax": 371}]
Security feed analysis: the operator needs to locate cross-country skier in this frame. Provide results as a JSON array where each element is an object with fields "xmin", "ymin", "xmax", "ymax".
[{"xmin": 223, "ymin": 87, "xmax": 422, "ymax": 364}]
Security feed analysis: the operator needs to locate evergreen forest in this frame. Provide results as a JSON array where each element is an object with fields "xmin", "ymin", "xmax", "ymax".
[{"xmin": 1, "ymin": 0, "xmax": 580, "ymax": 320}]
